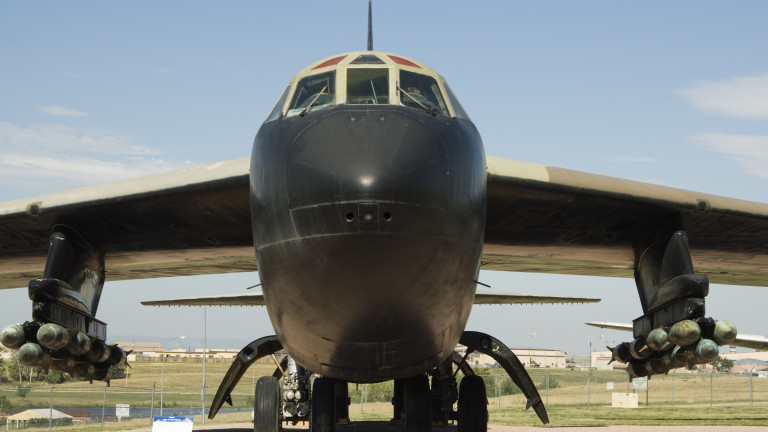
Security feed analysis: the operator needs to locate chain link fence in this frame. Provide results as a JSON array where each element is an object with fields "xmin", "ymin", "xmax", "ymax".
[
  {"xmin": 1, "ymin": 366, "xmax": 767, "ymax": 429},
  {"xmin": 350, "ymin": 369, "xmax": 768, "ymax": 412}
]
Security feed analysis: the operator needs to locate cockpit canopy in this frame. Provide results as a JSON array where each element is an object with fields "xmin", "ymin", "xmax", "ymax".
[{"xmin": 265, "ymin": 51, "xmax": 470, "ymax": 122}]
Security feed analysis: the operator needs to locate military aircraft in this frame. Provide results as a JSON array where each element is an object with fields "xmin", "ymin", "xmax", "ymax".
[{"xmin": 2, "ymin": 3, "xmax": 768, "ymax": 432}]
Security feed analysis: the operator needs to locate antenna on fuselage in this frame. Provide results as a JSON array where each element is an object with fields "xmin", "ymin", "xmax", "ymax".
[{"xmin": 367, "ymin": 0, "xmax": 373, "ymax": 51}]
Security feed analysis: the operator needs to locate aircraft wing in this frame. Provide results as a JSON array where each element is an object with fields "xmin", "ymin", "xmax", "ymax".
[
  {"xmin": 140, "ymin": 291, "xmax": 600, "ymax": 307},
  {"xmin": 586, "ymin": 321, "xmax": 768, "ymax": 351},
  {"xmin": 483, "ymin": 156, "xmax": 768, "ymax": 287},
  {"xmin": 473, "ymin": 291, "xmax": 599, "ymax": 305},
  {"xmin": 4, "ymin": 154, "xmax": 768, "ymax": 290},
  {"xmin": 142, "ymin": 292, "xmax": 266, "ymax": 307},
  {"xmin": 0, "ymin": 157, "xmax": 254, "ymax": 289}
]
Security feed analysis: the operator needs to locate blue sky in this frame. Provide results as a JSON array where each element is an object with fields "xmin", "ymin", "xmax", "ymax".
[{"xmin": 1, "ymin": 1, "xmax": 767, "ymax": 357}]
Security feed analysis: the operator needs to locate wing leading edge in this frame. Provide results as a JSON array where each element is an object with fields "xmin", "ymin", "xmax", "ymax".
[{"xmin": 141, "ymin": 291, "xmax": 599, "ymax": 307}]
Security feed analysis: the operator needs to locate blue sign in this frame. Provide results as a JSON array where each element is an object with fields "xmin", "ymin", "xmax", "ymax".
[{"xmin": 152, "ymin": 416, "xmax": 194, "ymax": 432}]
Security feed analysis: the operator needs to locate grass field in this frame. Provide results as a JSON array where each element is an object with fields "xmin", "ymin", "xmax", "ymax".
[{"xmin": 2, "ymin": 360, "xmax": 768, "ymax": 428}]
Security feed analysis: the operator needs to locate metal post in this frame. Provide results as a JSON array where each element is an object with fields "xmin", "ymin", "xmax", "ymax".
[
  {"xmin": 49, "ymin": 385, "xmax": 54, "ymax": 431},
  {"xmin": 361, "ymin": 384, "xmax": 366, "ymax": 413},
  {"xmin": 545, "ymin": 370, "xmax": 550, "ymax": 408},
  {"xmin": 101, "ymin": 385, "xmax": 107, "ymax": 427},
  {"xmin": 671, "ymin": 372, "xmax": 675, "ymax": 405},
  {"xmin": 750, "ymin": 372, "xmax": 753, "ymax": 407},
  {"xmin": 202, "ymin": 307, "xmax": 207, "ymax": 424},
  {"xmin": 646, "ymin": 378, "xmax": 649, "ymax": 406},
  {"xmin": 160, "ymin": 351, "xmax": 165, "ymax": 416},
  {"xmin": 587, "ymin": 368, "xmax": 591, "ymax": 407},
  {"xmin": 496, "ymin": 374, "xmax": 501, "ymax": 409},
  {"xmin": 150, "ymin": 383, "xmax": 156, "ymax": 427}
]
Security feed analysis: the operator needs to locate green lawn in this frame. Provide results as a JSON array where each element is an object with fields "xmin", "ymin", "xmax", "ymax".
[{"xmin": 2, "ymin": 361, "xmax": 767, "ymax": 427}]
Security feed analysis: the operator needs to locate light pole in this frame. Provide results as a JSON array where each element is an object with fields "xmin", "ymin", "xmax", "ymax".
[{"xmin": 160, "ymin": 336, "xmax": 186, "ymax": 416}]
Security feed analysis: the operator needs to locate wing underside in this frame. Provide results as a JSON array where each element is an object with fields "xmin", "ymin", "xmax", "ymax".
[
  {"xmin": 2, "ymin": 155, "xmax": 768, "ymax": 290},
  {"xmin": 483, "ymin": 156, "xmax": 768, "ymax": 287},
  {"xmin": 0, "ymin": 158, "xmax": 254, "ymax": 290}
]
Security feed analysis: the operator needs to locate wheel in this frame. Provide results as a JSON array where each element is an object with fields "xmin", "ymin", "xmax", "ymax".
[
  {"xmin": 457, "ymin": 375, "xmax": 487, "ymax": 432},
  {"xmin": 254, "ymin": 376, "xmax": 281, "ymax": 432},
  {"xmin": 311, "ymin": 377, "xmax": 335, "ymax": 432},
  {"xmin": 404, "ymin": 374, "xmax": 431, "ymax": 432}
]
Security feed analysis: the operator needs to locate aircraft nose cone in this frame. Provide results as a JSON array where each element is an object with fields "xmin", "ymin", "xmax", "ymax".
[{"xmin": 287, "ymin": 109, "xmax": 450, "ymax": 210}]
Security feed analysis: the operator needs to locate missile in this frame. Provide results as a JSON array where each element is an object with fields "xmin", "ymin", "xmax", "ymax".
[
  {"xmin": 691, "ymin": 338, "xmax": 719, "ymax": 363},
  {"xmin": 92, "ymin": 364, "xmax": 113, "ymax": 382},
  {"xmin": 36, "ymin": 323, "xmax": 70, "ymax": 351},
  {"xmin": 661, "ymin": 346, "xmax": 688, "ymax": 370},
  {"xmin": 629, "ymin": 337, "xmax": 652, "ymax": 359},
  {"xmin": 1, "ymin": 322, "xmax": 40, "ymax": 349},
  {"xmin": 17, "ymin": 343, "xmax": 50, "ymax": 368},
  {"xmin": 66, "ymin": 331, "xmax": 91, "ymax": 356},
  {"xmin": 1, "ymin": 324, "xmax": 27, "ymax": 349},
  {"xmin": 49, "ymin": 354, "xmax": 75, "ymax": 373},
  {"xmin": 713, "ymin": 321, "xmax": 737, "ymax": 346},
  {"xmin": 608, "ymin": 342, "xmax": 633, "ymax": 363},
  {"xmin": 71, "ymin": 363, "xmax": 95, "ymax": 380},
  {"xmin": 85, "ymin": 340, "xmax": 110, "ymax": 363},
  {"xmin": 107, "ymin": 345, "xmax": 127, "ymax": 367},
  {"xmin": 626, "ymin": 361, "xmax": 650, "ymax": 378},
  {"xmin": 646, "ymin": 328, "xmax": 671, "ymax": 351},
  {"xmin": 668, "ymin": 320, "xmax": 701, "ymax": 347},
  {"xmin": 643, "ymin": 357, "xmax": 668, "ymax": 376}
]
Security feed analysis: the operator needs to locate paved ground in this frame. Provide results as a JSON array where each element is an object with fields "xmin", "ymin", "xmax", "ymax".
[{"xmin": 130, "ymin": 421, "xmax": 768, "ymax": 432}]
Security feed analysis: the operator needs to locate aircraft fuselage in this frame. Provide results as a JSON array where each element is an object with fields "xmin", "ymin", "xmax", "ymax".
[{"xmin": 249, "ymin": 53, "xmax": 486, "ymax": 381}]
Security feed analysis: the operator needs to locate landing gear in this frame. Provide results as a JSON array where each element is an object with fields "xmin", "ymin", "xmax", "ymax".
[
  {"xmin": 457, "ymin": 376, "xmax": 487, "ymax": 432},
  {"xmin": 311, "ymin": 377, "xmax": 335, "ymax": 432},
  {"xmin": 334, "ymin": 379, "xmax": 350, "ymax": 424},
  {"xmin": 385, "ymin": 331, "xmax": 548, "ymax": 431},
  {"xmin": 254, "ymin": 376, "xmax": 281, "ymax": 432},
  {"xmin": 403, "ymin": 374, "xmax": 431, "ymax": 432}
]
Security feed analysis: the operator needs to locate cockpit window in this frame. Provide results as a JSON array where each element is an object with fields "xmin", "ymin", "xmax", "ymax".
[
  {"xmin": 347, "ymin": 68, "xmax": 389, "ymax": 105},
  {"xmin": 350, "ymin": 54, "xmax": 385, "ymax": 64},
  {"xmin": 287, "ymin": 71, "xmax": 335, "ymax": 117},
  {"xmin": 398, "ymin": 70, "xmax": 449, "ymax": 117},
  {"xmin": 443, "ymin": 83, "xmax": 470, "ymax": 120},
  {"xmin": 265, "ymin": 85, "xmax": 291, "ymax": 122}
]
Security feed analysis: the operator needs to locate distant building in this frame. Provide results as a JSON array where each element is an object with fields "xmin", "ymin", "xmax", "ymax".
[
  {"xmin": 591, "ymin": 350, "xmax": 614, "ymax": 370},
  {"xmin": 7, "ymin": 409, "xmax": 73, "ymax": 429},
  {"xmin": 700, "ymin": 350, "xmax": 768, "ymax": 373},
  {"xmin": 454, "ymin": 345, "xmax": 566, "ymax": 368},
  {"xmin": 114, "ymin": 341, "xmax": 163, "ymax": 355}
]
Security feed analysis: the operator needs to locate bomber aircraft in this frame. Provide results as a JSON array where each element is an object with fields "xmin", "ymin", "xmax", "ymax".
[{"xmin": 2, "ymin": 3, "xmax": 768, "ymax": 432}]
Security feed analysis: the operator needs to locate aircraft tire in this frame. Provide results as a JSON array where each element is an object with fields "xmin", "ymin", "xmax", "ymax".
[
  {"xmin": 404, "ymin": 374, "xmax": 431, "ymax": 432},
  {"xmin": 457, "ymin": 375, "xmax": 488, "ymax": 432},
  {"xmin": 254, "ymin": 376, "xmax": 281, "ymax": 432},
  {"xmin": 311, "ymin": 377, "xmax": 335, "ymax": 432}
]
